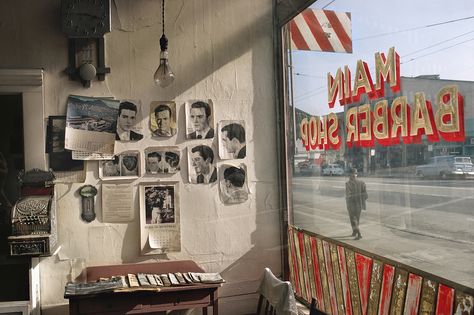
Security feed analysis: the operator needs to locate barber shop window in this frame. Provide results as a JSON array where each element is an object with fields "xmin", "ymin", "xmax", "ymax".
[{"xmin": 279, "ymin": 0, "xmax": 474, "ymax": 288}]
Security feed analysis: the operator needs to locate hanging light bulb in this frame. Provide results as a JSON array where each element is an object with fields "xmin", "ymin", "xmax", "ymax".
[{"xmin": 154, "ymin": 0, "xmax": 175, "ymax": 87}]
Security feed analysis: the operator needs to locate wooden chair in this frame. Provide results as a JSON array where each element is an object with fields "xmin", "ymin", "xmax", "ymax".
[
  {"xmin": 256, "ymin": 268, "xmax": 297, "ymax": 315},
  {"xmin": 309, "ymin": 298, "xmax": 328, "ymax": 315}
]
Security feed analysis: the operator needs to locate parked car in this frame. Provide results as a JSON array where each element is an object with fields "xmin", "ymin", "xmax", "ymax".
[
  {"xmin": 322, "ymin": 164, "xmax": 345, "ymax": 176},
  {"xmin": 298, "ymin": 161, "xmax": 321, "ymax": 176},
  {"xmin": 415, "ymin": 155, "xmax": 474, "ymax": 179}
]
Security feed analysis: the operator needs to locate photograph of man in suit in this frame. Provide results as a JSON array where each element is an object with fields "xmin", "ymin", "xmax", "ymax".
[
  {"xmin": 153, "ymin": 104, "xmax": 176, "ymax": 137},
  {"xmin": 116, "ymin": 101, "xmax": 143, "ymax": 141},
  {"xmin": 188, "ymin": 101, "xmax": 214, "ymax": 139},
  {"xmin": 221, "ymin": 123, "xmax": 246, "ymax": 159},
  {"xmin": 190, "ymin": 145, "xmax": 217, "ymax": 184}
]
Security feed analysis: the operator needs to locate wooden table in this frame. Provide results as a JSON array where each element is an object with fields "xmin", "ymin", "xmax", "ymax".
[{"xmin": 66, "ymin": 260, "xmax": 220, "ymax": 315}]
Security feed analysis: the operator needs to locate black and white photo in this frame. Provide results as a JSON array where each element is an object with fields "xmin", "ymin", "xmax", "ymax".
[
  {"xmin": 150, "ymin": 101, "xmax": 177, "ymax": 137},
  {"xmin": 144, "ymin": 147, "xmax": 181, "ymax": 174},
  {"xmin": 188, "ymin": 145, "xmax": 217, "ymax": 184},
  {"xmin": 99, "ymin": 151, "xmax": 140, "ymax": 179},
  {"xmin": 219, "ymin": 164, "xmax": 249, "ymax": 204},
  {"xmin": 144, "ymin": 185, "xmax": 175, "ymax": 224},
  {"xmin": 115, "ymin": 100, "xmax": 143, "ymax": 141},
  {"xmin": 218, "ymin": 120, "xmax": 246, "ymax": 159},
  {"xmin": 185, "ymin": 100, "xmax": 214, "ymax": 139}
]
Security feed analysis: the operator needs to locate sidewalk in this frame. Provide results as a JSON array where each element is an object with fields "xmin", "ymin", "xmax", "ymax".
[{"xmin": 293, "ymin": 198, "xmax": 474, "ymax": 289}]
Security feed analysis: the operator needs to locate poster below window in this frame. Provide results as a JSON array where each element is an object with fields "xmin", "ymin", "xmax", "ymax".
[
  {"xmin": 139, "ymin": 182, "xmax": 180, "ymax": 254},
  {"xmin": 65, "ymin": 95, "xmax": 119, "ymax": 154},
  {"xmin": 218, "ymin": 120, "xmax": 246, "ymax": 159},
  {"xmin": 219, "ymin": 164, "xmax": 249, "ymax": 204}
]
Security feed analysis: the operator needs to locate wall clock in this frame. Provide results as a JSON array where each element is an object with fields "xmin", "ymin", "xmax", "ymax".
[{"xmin": 61, "ymin": 0, "xmax": 111, "ymax": 87}]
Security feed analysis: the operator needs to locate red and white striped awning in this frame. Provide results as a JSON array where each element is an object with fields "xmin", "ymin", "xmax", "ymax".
[{"xmin": 290, "ymin": 9, "xmax": 352, "ymax": 53}]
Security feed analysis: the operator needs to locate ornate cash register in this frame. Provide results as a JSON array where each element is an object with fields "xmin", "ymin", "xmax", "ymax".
[{"xmin": 8, "ymin": 169, "xmax": 58, "ymax": 256}]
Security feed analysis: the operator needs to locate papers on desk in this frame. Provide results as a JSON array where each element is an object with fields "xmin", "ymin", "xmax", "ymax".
[
  {"xmin": 64, "ymin": 272, "xmax": 225, "ymax": 297},
  {"xmin": 64, "ymin": 277, "xmax": 126, "ymax": 297},
  {"xmin": 189, "ymin": 272, "xmax": 226, "ymax": 284}
]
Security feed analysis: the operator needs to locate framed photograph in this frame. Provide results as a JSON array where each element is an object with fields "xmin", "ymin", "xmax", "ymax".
[
  {"xmin": 219, "ymin": 164, "xmax": 249, "ymax": 204},
  {"xmin": 187, "ymin": 144, "xmax": 217, "ymax": 184},
  {"xmin": 185, "ymin": 99, "xmax": 215, "ymax": 139},
  {"xmin": 144, "ymin": 146, "xmax": 181, "ymax": 175},
  {"xmin": 99, "ymin": 151, "xmax": 140, "ymax": 180},
  {"xmin": 218, "ymin": 120, "xmax": 246, "ymax": 159},
  {"xmin": 115, "ymin": 100, "xmax": 144, "ymax": 141},
  {"xmin": 46, "ymin": 116, "xmax": 84, "ymax": 172},
  {"xmin": 139, "ymin": 182, "xmax": 181, "ymax": 254},
  {"xmin": 149, "ymin": 101, "xmax": 177, "ymax": 137}
]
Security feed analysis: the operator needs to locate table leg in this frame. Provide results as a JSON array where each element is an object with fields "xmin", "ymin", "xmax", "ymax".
[{"xmin": 203, "ymin": 307, "xmax": 208, "ymax": 315}]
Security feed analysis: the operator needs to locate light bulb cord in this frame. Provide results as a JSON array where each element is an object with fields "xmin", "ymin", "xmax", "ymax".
[
  {"xmin": 159, "ymin": 0, "xmax": 168, "ymax": 51},
  {"xmin": 162, "ymin": 0, "xmax": 165, "ymax": 36}
]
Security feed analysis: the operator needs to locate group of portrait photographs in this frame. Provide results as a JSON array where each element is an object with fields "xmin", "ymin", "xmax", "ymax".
[{"xmin": 58, "ymin": 95, "xmax": 250, "ymax": 204}]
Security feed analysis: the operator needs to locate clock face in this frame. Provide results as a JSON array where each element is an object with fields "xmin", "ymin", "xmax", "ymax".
[{"xmin": 61, "ymin": 0, "xmax": 111, "ymax": 38}]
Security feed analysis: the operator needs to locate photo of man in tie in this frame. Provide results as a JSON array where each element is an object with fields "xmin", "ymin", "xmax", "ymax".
[
  {"xmin": 150, "ymin": 102, "xmax": 177, "ymax": 137},
  {"xmin": 189, "ymin": 145, "xmax": 217, "ymax": 184},
  {"xmin": 186, "ymin": 100, "xmax": 214, "ymax": 139}
]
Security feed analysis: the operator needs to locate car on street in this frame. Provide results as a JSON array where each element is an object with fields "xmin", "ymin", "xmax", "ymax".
[
  {"xmin": 415, "ymin": 155, "xmax": 474, "ymax": 179},
  {"xmin": 322, "ymin": 164, "xmax": 345, "ymax": 176}
]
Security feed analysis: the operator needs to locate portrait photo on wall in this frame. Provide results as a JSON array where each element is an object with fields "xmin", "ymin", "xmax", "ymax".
[
  {"xmin": 144, "ymin": 146, "xmax": 181, "ymax": 175},
  {"xmin": 115, "ymin": 100, "xmax": 143, "ymax": 141},
  {"xmin": 99, "ymin": 151, "xmax": 140, "ymax": 180},
  {"xmin": 218, "ymin": 120, "xmax": 246, "ymax": 159},
  {"xmin": 144, "ymin": 185, "xmax": 176, "ymax": 224},
  {"xmin": 149, "ymin": 101, "xmax": 177, "ymax": 138},
  {"xmin": 185, "ymin": 99, "xmax": 214, "ymax": 139},
  {"xmin": 219, "ymin": 164, "xmax": 249, "ymax": 204},
  {"xmin": 65, "ymin": 95, "xmax": 120, "ymax": 154},
  {"xmin": 187, "ymin": 144, "xmax": 217, "ymax": 184}
]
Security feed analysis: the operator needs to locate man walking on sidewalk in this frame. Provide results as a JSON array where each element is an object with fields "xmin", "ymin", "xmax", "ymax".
[{"xmin": 345, "ymin": 168, "xmax": 368, "ymax": 240}]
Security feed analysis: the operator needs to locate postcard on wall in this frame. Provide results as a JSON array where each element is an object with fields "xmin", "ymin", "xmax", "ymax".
[
  {"xmin": 99, "ymin": 151, "xmax": 140, "ymax": 180},
  {"xmin": 219, "ymin": 164, "xmax": 249, "ymax": 204},
  {"xmin": 139, "ymin": 182, "xmax": 181, "ymax": 254},
  {"xmin": 65, "ymin": 95, "xmax": 119, "ymax": 154},
  {"xmin": 218, "ymin": 120, "xmax": 246, "ymax": 159},
  {"xmin": 144, "ymin": 146, "xmax": 181, "ymax": 175},
  {"xmin": 149, "ymin": 101, "xmax": 177, "ymax": 138},
  {"xmin": 102, "ymin": 183, "xmax": 134, "ymax": 222},
  {"xmin": 185, "ymin": 100, "xmax": 215, "ymax": 139},
  {"xmin": 187, "ymin": 144, "xmax": 217, "ymax": 184},
  {"xmin": 115, "ymin": 100, "xmax": 144, "ymax": 142}
]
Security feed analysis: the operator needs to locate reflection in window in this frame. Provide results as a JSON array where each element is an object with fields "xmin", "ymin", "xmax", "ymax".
[{"xmin": 285, "ymin": 0, "xmax": 474, "ymax": 287}]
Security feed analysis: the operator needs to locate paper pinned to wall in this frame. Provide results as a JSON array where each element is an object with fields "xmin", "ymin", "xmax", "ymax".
[
  {"xmin": 219, "ymin": 163, "xmax": 249, "ymax": 204},
  {"xmin": 139, "ymin": 182, "xmax": 180, "ymax": 254},
  {"xmin": 64, "ymin": 95, "xmax": 119, "ymax": 154},
  {"xmin": 102, "ymin": 184, "xmax": 134, "ymax": 222}
]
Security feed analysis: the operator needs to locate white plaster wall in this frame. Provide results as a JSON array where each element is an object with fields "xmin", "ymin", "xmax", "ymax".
[{"xmin": 0, "ymin": 0, "xmax": 280, "ymax": 314}]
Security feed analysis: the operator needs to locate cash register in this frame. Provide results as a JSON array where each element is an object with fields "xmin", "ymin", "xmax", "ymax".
[{"xmin": 8, "ymin": 169, "xmax": 58, "ymax": 256}]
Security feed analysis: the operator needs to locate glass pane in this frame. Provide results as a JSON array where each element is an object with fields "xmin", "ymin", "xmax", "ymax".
[{"xmin": 285, "ymin": 0, "xmax": 474, "ymax": 287}]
